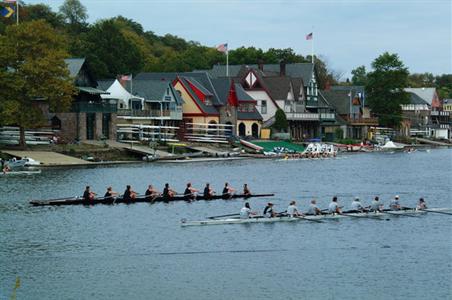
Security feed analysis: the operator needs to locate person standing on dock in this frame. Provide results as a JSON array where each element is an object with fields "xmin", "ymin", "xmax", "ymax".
[
  {"xmin": 390, "ymin": 195, "xmax": 401, "ymax": 210},
  {"xmin": 328, "ymin": 196, "xmax": 342, "ymax": 214},
  {"xmin": 123, "ymin": 185, "xmax": 137, "ymax": 202},
  {"xmin": 203, "ymin": 183, "xmax": 215, "ymax": 199},
  {"xmin": 243, "ymin": 184, "xmax": 251, "ymax": 197},
  {"xmin": 307, "ymin": 199, "xmax": 322, "ymax": 215},
  {"xmin": 104, "ymin": 187, "xmax": 118, "ymax": 201},
  {"xmin": 370, "ymin": 196, "xmax": 383, "ymax": 212},
  {"xmin": 83, "ymin": 186, "xmax": 96, "ymax": 201},
  {"xmin": 222, "ymin": 182, "xmax": 236, "ymax": 199},
  {"xmin": 184, "ymin": 182, "xmax": 199, "ymax": 201},
  {"xmin": 145, "ymin": 185, "xmax": 160, "ymax": 201},
  {"xmin": 163, "ymin": 183, "xmax": 175, "ymax": 200}
]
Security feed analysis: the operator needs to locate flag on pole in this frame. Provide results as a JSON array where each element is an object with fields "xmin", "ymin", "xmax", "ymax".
[
  {"xmin": 216, "ymin": 43, "xmax": 228, "ymax": 53},
  {"xmin": 0, "ymin": 6, "xmax": 14, "ymax": 18},
  {"xmin": 306, "ymin": 32, "xmax": 313, "ymax": 40},
  {"xmin": 121, "ymin": 74, "xmax": 132, "ymax": 81},
  {"xmin": 3, "ymin": 0, "xmax": 17, "ymax": 2}
]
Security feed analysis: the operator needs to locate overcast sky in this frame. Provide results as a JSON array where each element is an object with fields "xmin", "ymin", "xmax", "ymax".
[{"xmin": 26, "ymin": 0, "xmax": 451, "ymax": 79}]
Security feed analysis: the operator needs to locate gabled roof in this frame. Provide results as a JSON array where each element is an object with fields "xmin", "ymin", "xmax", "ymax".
[
  {"xmin": 97, "ymin": 79, "xmax": 115, "ymax": 91},
  {"xmin": 235, "ymin": 83, "xmax": 254, "ymax": 101},
  {"xmin": 407, "ymin": 92, "xmax": 430, "ymax": 106},
  {"xmin": 404, "ymin": 88, "xmax": 436, "ymax": 105},
  {"xmin": 65, "ymin": 58, "xmax": 86, "ymax": 78},
  {"xmin": 262, "ymin": 77, "xmax": 292, "ymax": 100},
  {"xmin": 205, "ymin": 63, "xmax": 314, "ymax": 86},
  {"xmin": 176, "ymin": 76, "xmax": 219, "ymax": 115},
  {"xmin": 210, "ymin": 78, "xmax": 231, "ymax": 105},
  {"xmin": 132, "ymin": 79, "xmax": 183, "ymax": 104},
  {"xmin": 321, "ymin": 90, "xmax": 353, "ymax": 115}
]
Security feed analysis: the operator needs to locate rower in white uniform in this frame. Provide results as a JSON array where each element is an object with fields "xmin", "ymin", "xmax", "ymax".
[
  {"xmin": 370, "ymin": 196, "xmax": 383, "ymax": 212},
  {"xmin": 350, "ymin": 197, "xmax": 364, "ymax": 212},
  {"xmin": 328, "ymin": 196, "xmax": 342, "ymax": 214},
  {"xmin": 240, "ymin": 202, "xmax": 256, "ymax": 219},
  {"xmin": 390, "ymin": 195, "xmax": 401, "ymax": 210},
  {"xmin": 287, "ymin": 200, "xmax": 303, "ymax": 217},
  {"xmin": 416, "ymin": 198, "xmax": 427, "ymax": 210},
  {"xmin": 306, "ymin": 199, "xmax": 322, "ymax": 215}
]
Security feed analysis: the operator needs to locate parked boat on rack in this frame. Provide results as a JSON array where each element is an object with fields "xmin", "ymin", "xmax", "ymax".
[
  {"xmin": 180, "ymin": 208, "xmax": 452, "ymax": 226},
  {"xmin": 29, "ymin": 193, "xmax": 275, "ymax": 206}
]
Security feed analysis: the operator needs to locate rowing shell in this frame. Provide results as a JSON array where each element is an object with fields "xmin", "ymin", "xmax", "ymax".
[
  {"xmin": 180, "ymin": 208, "xmax": 451, "ymax": 226},
  {"xmin": 29, "ymin": 193, "xmax": 274, "ymax": 206}
]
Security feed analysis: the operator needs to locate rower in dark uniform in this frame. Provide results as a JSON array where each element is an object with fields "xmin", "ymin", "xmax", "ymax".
[
  {"xmin": 145, "ymin": 184, "xmax": 160, "ymax": 202},
  {"xmin": 184, "ymin": 182, "xmax": 198, "ymax": 201},
  {"xmin": 163, "ymin": 183, "xmax": 175, "ymax": 200},
  {"xmin": 243, "ymin": 184, "xmax": 251, "ymax": 197},
  {"xmin": 222, "ymin": 182, "xmax": 235, "ymax": 199},
  {"xmin": 123, "ymin": 185, "xmax": 137, "ymax": 202},
  {"xmin": 83, "ymin": 186, "xmax": 96, "ymax": 201},
  {"xmin": 203, "ymin": 183, "xmax": 215, "ymax": 200},
  {"xmin": 104, "ymin": 186, "xmax": 118, "ymax": 201}
]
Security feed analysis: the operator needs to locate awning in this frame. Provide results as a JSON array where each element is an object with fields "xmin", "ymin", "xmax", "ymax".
[{"xmin": 77, "ymin": 86, "xmax": 110, "ymax": 95}]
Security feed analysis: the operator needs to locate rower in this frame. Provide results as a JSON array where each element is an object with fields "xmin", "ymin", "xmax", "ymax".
[
  {"xmin": 350, "ymin": 197, "xmax": 364, "ymax": 212},
  {"xmin": 243, "ymin": 184, "xmax": 251, "ymax": 197},
  {"xmin": 287, "ymin": 200, "xmax": 303, "ymax": 217},
  {"xmin": 370, "ymin": 196, "xmax": 383, "ymax": 212},
  {"xmin": 416, "ymin": 198, "xmax": 427, "ymax": 210},
  {"xmin": 222, "ymin": 182, "xmax": 236, "ymax": 199},
  {"xmin": 104, "ymin": 186, "xmax": 118, "ymax": 200},
  {"xmin": 390, "ymin": 195, "xmax": 401, "ymax": 210},
  {"xmin": 123, "ymin": 185, "xmax": 137, "ymax": 202},
  {"xmin": 145, "ymin": 184, "xmax": 159, "ymax": 200},
  {"xmin": 203, "ymin": 183, "xmax": 215, "ymax": 199},
  {"xmin": 328, "ymin": 196, "xmax": 342, "ymax": 214},
  {"xmin": 306, "ymin": 199, "xmax": 322, "ymax": 215},
  {"xmin": 184, "ymin": 182, "xmax": 198, "ymax": 201},
  {"xmin": 163, "ymin": 183, "xmax": 175, "ymax": 200},
  {"xmin": 263, "ymin": 202, "xmax": 276, "ymax": 218},
  {"xmin": 83, "ymin": 186, "xmax": 96, "ymax": 201},
  {"xmin": 240, "ymin": 202, "xmax": 256, "ymax": 219}
]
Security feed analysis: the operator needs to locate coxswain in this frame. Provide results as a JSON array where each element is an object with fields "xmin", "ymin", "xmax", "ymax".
[
  {"xmin": 145, "ymin": 184, "xmax": 160, "ymax": 201},
  {"xmin": 306, "ymin": 199, "xmax": 322, "ymax": 215},
  {"xmin": 222, "ymin": 182, "xmax": 236, "ymax": 199},
  {"xmin": 163, "ymin": 183, "xmax": 175, "ymax": 199},
  {"xmin": 240, "ymin": 202, "xmax": 256, "ymax": 219},
  {"xmin": 203, "ymin": 183, "xmax": 215, "ymax": 199},
  {"xmin": 328, "ymin": 196, "xmax": 342, "ymax": 214},
  {"xmin": 243, "ymin": 184, "xmax": 251, "ymax": 197},
  {"xmin": 390, "ymin": 195, "xmax": 401, "ymax": 210},
  {"xmin": 83, "ymin": 186, "xmax": 96, "ymax": 201},
  {"xmin": 123, "ymin": 185, "xmax": 137, "ymax": 202},
  {"xmin": 263, "ymin": 202, "xmax": 276, "ymax": 218},
  {"xmin": 416, "ymin": 198, "xmax": 427, "ymax": 210},
  {"xmin": 370, "ymin": 196, "xmax": 383, "ymax": 212},
  {"xmin": 287, "ymin": 200, "xmax": 303, "ymax": 217},
  {"xmin": 103, "ymin": 186, "xmax": 118, "ymax": 201},
  {"xmin": 184, "ymin": 182, "xmax": 198, "ymax": 201},
  {"xmin": 350, "ymin": 197, "xmax": 364, "ymax": 212}
]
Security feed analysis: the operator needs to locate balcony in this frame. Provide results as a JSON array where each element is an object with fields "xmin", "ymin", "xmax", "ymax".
[
  {"xmin": 344, "ymin": 116, "xmax": 379, "ymax": 125},
  {"xmin": 72, "ymin": 102, "xmax": 117, "ymax": 113},
  {"xmin": 320, "ymin": 113, "xmax": 336, "ymax": 121},
  {"xmin": 285, "ymin": 112, "xmax": 320, "ymax": 121},
  {"xmin": 117, "ymin": 109, "xmax": 182, "ymax": 120}
]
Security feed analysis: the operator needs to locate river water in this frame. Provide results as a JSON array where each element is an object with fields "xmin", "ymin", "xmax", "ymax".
[{"xmin": 0, "ymin": 149, "xmax": 451, "ymax": 299}]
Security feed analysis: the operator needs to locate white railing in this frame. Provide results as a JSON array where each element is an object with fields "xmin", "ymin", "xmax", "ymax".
[
  {"xmin": 320, "ymin": 113, "xmax": 336, "ymax": 120},
  {"xmin": 285, "ymin": 112, "xmax": 320, "ymax": 121}
]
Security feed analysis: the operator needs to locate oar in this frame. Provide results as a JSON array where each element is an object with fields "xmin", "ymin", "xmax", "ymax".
[
  {"xmin": 294, "ymin": 215, "xmax": 323, "ymax": 223},
  {"xmin": 382, "ymin": 210, "xmax": 420, "ymax": 218},
  {"xmin": 208, "ymin": 213, "xmax": 240, "ymax": 219},
  {"xmin": 419, "ymin": 209, "xmax": 452, "ymax": 216}
]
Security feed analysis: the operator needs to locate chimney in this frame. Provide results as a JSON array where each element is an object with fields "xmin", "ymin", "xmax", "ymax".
[
  {"xmin": 258, "ymin": 60, "xmax": 264, "ymax": 71},
  {"xmin": 279, "ymin": 60, "xmax": 286, "ymax": 76}
]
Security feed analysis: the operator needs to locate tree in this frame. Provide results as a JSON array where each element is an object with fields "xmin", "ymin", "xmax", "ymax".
[
  {"xmin": 0, "ymin": 20, "xmax": 75, "ymax": 148},
  {"xmin": 272, "ymin": 109, "xmax": 288, "ymax": 132},
  {"xmin": 22, "ymin": 4, "xmax": 65, "ymax": 29},
  {"xmin": 351, "ymin": 65, "xmax": 367, "ymax": 86},
  {"xmin": 59, "ymin": 0, "xmax": 88, "ymax": 33},
  {"xmin": 366, "ymin": 52, "xmax": 410, "ymax": 128}
]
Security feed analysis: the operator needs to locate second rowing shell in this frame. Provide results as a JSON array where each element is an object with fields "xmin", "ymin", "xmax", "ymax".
[{"xmin": 29, "ymin": 193, "xmax": 275, "ymax": 206}]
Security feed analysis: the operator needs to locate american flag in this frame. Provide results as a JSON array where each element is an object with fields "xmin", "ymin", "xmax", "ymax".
[
  {"xmin": 120, "ymin": 74, "xmax": 132, "ymax": 81},
  {"xmin": 306, "ymin": 32, "xmax": 313, "ymax": 40},
  {"xmin": 216, "ymin": 43, "xmax": 228, "ymax": 53}
]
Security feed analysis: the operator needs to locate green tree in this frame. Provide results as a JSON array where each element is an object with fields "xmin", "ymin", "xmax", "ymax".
[
  {"xmin": 0, "ymin": 20, "xmax": 75, "ymax": 148},
  {"xmin": 22, "ymin": 4, "xmax": 65, "ymax": 29},
  {"xmin": 272, "ymin": 109, "xmax": 288, "ymax": 132},
  {"xmin": 59, "ymin": 0, "xmax": 88, "ymax": 33},
  {"xmin": 351, "ymin": 65, "xmax": 367, "ymax": 86},
  {"xmin": 366, "ymin": 52, "xmax": 410, "ymax": 128}
]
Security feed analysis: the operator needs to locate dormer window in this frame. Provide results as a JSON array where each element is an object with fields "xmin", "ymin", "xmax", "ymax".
[{"xmin": 204, "ymin": 97, "xmax": 212, "ymax": 106}]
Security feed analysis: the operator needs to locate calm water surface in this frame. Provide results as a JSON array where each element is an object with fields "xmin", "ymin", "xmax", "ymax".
[{"xmin": 0, "ymin": 149, "xmax": 451, "ymax": 300}]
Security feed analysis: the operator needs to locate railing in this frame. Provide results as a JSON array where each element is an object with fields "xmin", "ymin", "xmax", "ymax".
[
  {"xmin": 117, "ymin": 109, "xmax": 182, "ymax": 119},
  {"xmin": 72, "ymin": 102, "xmax": 117, "ymax": 113},
  {"xmin": 431, "ymin": 111, "xmax": 450, "ymax": 116},
  {"xmin": 285, "ymin": 112, "xmax": 320, "ymax": 121},
  {"xmin": 343, "ymin": 116, "xmax": 379, "ymax": 125},
  {"xmin": 320, "ymin": 113, "xmax": 336, "ymax": 121}
]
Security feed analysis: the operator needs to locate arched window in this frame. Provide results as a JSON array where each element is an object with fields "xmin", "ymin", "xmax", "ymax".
[
  {"xmin": 252, "ymin": 123, "xmax": 259, "ymax": 138},
  {"xmin": 238, "ymin": 123, "xmax": 246, "ymax": 136},
  {"xmin": 51, "ymin": 116, "xmax": 61, "ymax": 130},
  {"xmin": 208, "ymin": 120, "xmax": 217, "ymax": 136}
]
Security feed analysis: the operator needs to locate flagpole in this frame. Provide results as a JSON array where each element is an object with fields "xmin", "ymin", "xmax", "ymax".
[
  {"xmin": 16, "ymin": 0, "xmax": 19, "ymax": 24},
  {"xmin": 311, "ymin": 33, "xmax": 314, "ymax": 64},
  {"xmin": 226, "ymin": 50, "xmax": 229, "ymax": 77},
  {"xmin": 130, "ymin": 74, "xmax": 133, "ymax": 95}
]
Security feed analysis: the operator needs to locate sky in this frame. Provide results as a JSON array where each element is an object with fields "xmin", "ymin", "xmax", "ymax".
[{"xmin": 25, "ymin": 0, "xmax": 452, "ymax": 79}]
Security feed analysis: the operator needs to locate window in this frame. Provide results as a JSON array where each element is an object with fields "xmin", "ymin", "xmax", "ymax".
[
  {"xmin": 204, "ymin": 97, "xmax": 212, "ymax": 106},
  {"xmin": 261, "ymin": 100, "xmax": 267, "ymax": 114}
]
